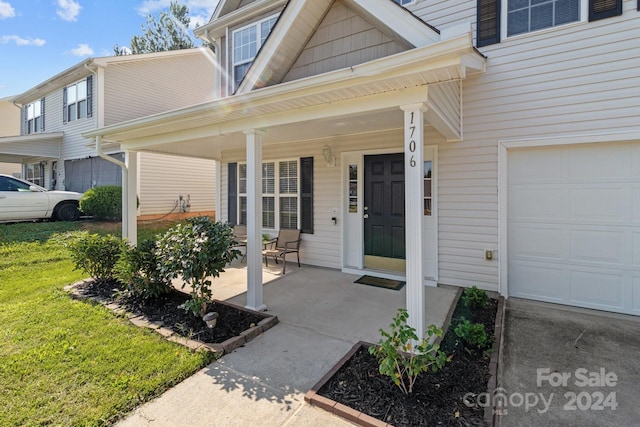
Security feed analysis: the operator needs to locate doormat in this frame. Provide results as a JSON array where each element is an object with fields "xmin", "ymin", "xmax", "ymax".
[{"xmin": 354, "ymin": 275, "xmax": 405, "ymax": 291}]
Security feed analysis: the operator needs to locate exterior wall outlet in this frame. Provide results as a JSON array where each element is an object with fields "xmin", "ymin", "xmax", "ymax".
[{"xmin": 485, "ymin": 250, "xmax": 493, "ymax": 260}]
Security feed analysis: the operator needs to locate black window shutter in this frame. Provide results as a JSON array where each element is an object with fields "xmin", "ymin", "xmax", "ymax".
[
  {"xmin": 86, "ymin": 75, "xmax": 93, "ymax": 118},
  {"xmin": 300, "ymin": 157, "xmax": 313, "ymax": 234},
  {"xmin": 23, "ymin": 105, "xmax": 28, "ymax": 134},
  {"xmin": 477, "ymin": 0, "xmax": 500, "ymax": 47},
  {"xmin": 589, "ymin": 0, "xmax": 622, "ymax": 21},
  {"xmin": 62, "ymin": 87, "xmax": 68, "ymax": 124},
  {"xmin": 40, "ymin": 97, "xmax": 45, "ymax": 132},
  {"xmin": 228, "ymin": 163, "xmax": 238, "ymax": 225}
]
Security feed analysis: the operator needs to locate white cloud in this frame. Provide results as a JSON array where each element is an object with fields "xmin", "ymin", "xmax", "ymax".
[
  {"xmin": 1, "ymin": 35, "xmax": 46, "ymax": 46},
  {"xmin": 70, "ymin": 43, "xmax": 93, "ymax": 56},
  {"xmin": 0, "ymin": 1, "xmax": 15, "ymax": 19},
  {"xmin": 56, "ymin": 0, "xmax": 81, "ymax": 22}
]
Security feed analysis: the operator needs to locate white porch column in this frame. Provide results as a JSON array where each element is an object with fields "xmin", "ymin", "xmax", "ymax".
[
  {"xmin": 244, "ymin": 130, "xmax": 266, "ymax": 311},
  {"xmin": 124, "ymin": 150, "xmax": 138, "ymax": 245},
  {"xmin": 215, "ymin": 159, "xmax": 221, "ymax": 221},
  {"xmin": 401, "ymin": 103, "xmax": 427, "ymax": 338}
]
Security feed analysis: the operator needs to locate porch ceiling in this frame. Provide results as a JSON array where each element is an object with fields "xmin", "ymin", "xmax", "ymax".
[
  {"xmin": 85, "ymin": 33, "xmax": 485, "ymax": 158},
  {"xmin": 0, "ymin": 132, "xmax": 63, "ymax": 163}
]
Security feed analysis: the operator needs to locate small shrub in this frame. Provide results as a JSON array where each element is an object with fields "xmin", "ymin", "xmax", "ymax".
[
  {"xmin": 67, "ymin": 232, "xmax": 124, "ymax": 281},
  {"xmin": 461, "ymin": 286, "xmax": 489, "ymax": 309},
  {"xmin": 454, "ymin": 318, "xmax": 490, "ymax": 349},
  {"xmin": 155, "ymin": 217, "xmax": 241, "ymax": 317},
  {"xmin": 80, "ymin": 186, "xmax": 122, "ymax": 220},
  {"xmin": 369, "ymin": 308, "xmax": 450, "ymax": 395},
  {"xmin": 80, "ymin": 186, "xmax": 139, "ymax": 220},
  {"xmin": 114, "ymin": 239, "xmax": 172, "ymax": 300}
]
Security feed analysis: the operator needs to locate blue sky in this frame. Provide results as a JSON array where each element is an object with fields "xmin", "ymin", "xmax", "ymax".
[{"xmin": 0, "ymin": 0, "xmax": 220, "ymax": 98}]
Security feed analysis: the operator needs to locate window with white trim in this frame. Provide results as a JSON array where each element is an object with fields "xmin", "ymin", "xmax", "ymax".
[
  {"xmin": 479, "ymin": 0, "xmax": 621, "ymax": 46},
  {"xmin": 394, "ymin": 0, "xmax": 414, "ymax": 5},
  {"xmin": 506, "ymin": 0, "xmax": 581, "ymax": 37},
  {"xmin": 232, "ymin": 14, "xmax": 278, "ymax": 89},
  {"xmin": 63, "ymin": 76, "xmax": 92, "ymax": 123},
  {"xmin": 24, "ymin": 162, "xmax": 44, "ymax": 187},
  {"xmin": 25, "ymin": 99, "xmax": 44, "ymax": 134},
  {"xmin": 238, "ymin": 159, "xmax": 299, "ymax": 229}
]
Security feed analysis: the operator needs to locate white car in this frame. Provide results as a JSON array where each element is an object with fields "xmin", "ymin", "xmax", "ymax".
[{"xmin": 0, "ymin": 174, "xmax": 83, "ymax": 222}]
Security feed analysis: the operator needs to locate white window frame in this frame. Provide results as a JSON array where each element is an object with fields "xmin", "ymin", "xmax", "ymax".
[
  {"xmin": 394, "ymin": 0, "xmax": 415, "ymax": 5},
  {"xmin": 65, "ymin": 79, "xmax": 88, "ymax": 122},
  {"xmin": 501, "ymin": 0, "xmax": 587, "ymax": 39},
  {"xmin": 24, "ymin": 162, "xmax": 44, "ymax": 187},
  {"xmin": 238, "ymin": 158, "xmax": 300, "ymax": 231},
  {"xmin": 26, "ymin": 100, "xmax": 42, "ymax": 134},
  {"xmin": 232, "ymin": 13, "xmax": 278, "ymax": 89}
]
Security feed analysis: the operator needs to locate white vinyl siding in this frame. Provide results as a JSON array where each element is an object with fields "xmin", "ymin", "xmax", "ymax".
[
  {"xmin": 103, "ymin": 52, "xmax": 217, "ymax": 126},
  {"xmin": 138, "ymin": 152, "xmax": 216, "ymax": 217}
]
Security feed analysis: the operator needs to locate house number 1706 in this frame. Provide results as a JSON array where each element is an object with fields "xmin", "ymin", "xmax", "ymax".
[{"xmin": 408, "ymin": 111, "xmax": 416, "ymax": 168}]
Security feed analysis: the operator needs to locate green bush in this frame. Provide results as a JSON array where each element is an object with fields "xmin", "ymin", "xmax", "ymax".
[
  {"xmin": 461, "ymin": 286, "xmax": 489, "ymax": 309},
  {"xmin": 155, "ymin": 217, "xmax": 241, "ymax": 317},
  {"xmin": 79, "ymin": 186, "xmax": 139, "ymax": 221},
  {"xmin": 454, "ymin": 318, "xmax": 490, "ymax": 349},
  {"xmin": 369, "ymin": 308, "xmax": 450, "ymax": 394},
  {"xmin": 67, "ymin": 232, "xmax": 125, "ymax": 281},
  {"xmin": 79, "ymin": 186, "xmax": 122, "ymax": 220},
  {"xmin": 114, "ymin": 239, "xmax": 172, "ymax": 300}
]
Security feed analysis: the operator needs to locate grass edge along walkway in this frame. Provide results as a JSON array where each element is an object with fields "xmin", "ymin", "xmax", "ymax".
[{"xmin": 0, "ymin": 220, "xmax": 215, "ymax": 426}]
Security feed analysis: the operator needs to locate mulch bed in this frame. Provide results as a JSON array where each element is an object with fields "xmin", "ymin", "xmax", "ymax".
[
  {"xmin": 73, "ymin": 279, "xmax": 266, "ymax": 344},
  {"xmin": 315, "ymin": 296, "xmax": 499, "ymax": 427}
]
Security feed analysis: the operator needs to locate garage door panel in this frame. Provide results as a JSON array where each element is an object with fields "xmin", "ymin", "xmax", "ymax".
[
  {"xmin": 570, "ymin": 229, "xmax": 625, "ymax": 265},
  {"xmin": 510, "ymin": 225, "xmax": 564, "ymax": 259},
  {"xmin": 634, "ymin": 233, "xmax": 640, "ymax": 266},
  {"xmin": 508, "ymin": 149, "xmax": 563, "ymax": 183},
  {"xmin": 570, "ymin": 270, "xmax": 623, "ymax": 308},
  {"xmin": 633, "ymin": 187, "xmax": 640, "ymax": 221},
  {"xmin": 570, "ymin": 188, "xmax": 627, "ymax": 222},
  {"xmin": 510, "ymin": 188, "xmax": 565, "ymax": 220},
  {"xmin": 633, "ymin": 278, "xmax": 640, "ymax": 312},
  {"xmin": 569, "ymin": 144, "xmax": 629, "ymax": 180},
  {"xmin": 509, "ymin": 262, "xmax": 565, "ymax": 301}
]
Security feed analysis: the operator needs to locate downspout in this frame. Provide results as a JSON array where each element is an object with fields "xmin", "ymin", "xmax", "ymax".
[{"xmin": 95, "ymin": 135, "xmax": 130, "ymax": 241}]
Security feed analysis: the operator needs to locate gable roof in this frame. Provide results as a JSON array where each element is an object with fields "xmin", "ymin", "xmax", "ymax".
[{"xmin": 237, "ymin": 0, "xmax": 441, "ymax": 93}]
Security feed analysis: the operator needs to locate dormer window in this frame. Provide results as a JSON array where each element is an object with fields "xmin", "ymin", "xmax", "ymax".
[
  {"xmin": 394, "ymin": 0, "xmax": 414, "ymax": 5},
  {"xmin": 232, "ymin": 14, "xmax": 278, "ymax": 89},
  {"xmin": 25, "ymin": 98, "xmax": 44, "ymax": 134},
  {"xmin": 63, "ymin": 76, "xmax": 93, "ymax": 123}
]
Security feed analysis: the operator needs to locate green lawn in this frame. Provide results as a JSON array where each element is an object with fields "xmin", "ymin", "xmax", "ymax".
[{"xmin": 0, "ymin": 220, "xmax": 214, "ymax": 426}]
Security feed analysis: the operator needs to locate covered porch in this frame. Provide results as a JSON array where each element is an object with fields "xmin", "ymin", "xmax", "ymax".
[{"xmin": 85, "ymin": 28, "xmax": 485, "ymax": 338}]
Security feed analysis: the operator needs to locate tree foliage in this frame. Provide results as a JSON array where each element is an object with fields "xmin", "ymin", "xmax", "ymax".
[{"xmin": 117, "ymin": 1, "xmax": 196, "ymax": 55}]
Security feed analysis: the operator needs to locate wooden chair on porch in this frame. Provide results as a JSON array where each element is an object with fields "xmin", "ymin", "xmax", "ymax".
[
  {"xmin": 262, "ymin": 228, "xmax": 301, "ymax": 274},
  {"xmin": 232, "ymin": 225, "xmax": 247, "ymax": 262}
]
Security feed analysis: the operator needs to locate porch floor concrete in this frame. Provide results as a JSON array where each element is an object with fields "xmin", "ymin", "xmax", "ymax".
[{"xmin": 116, "ymin": 262, "xmax": 458, "ymax": 427}]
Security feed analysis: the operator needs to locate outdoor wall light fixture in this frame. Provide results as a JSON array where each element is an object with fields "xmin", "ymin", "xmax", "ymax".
[
  {"xmin": 203, "ymin": 311, "xmax": 219, "ymax": 329},
  {"xmin": 322, "ymin": 144, "xmax": 335, "ymax": 166}
]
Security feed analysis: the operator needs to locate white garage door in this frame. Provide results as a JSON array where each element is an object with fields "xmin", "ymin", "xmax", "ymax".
[{"xmin": 508, "ymin": 141, "xmax": 640, "ymax": 315}]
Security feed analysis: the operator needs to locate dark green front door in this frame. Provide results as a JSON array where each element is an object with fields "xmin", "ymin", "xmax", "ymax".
[{"xmin": 364, "ymin": 153, "xmax": 405, "ymax": 266}]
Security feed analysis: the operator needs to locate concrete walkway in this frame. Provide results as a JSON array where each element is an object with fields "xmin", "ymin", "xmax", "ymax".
[
  {"xmin": 116, "ymin": 263, "xmax": 458, "ymax": 427},
  {"xmin": 498, "ymin": 299, "xmax": 640, "ymax": 427}
]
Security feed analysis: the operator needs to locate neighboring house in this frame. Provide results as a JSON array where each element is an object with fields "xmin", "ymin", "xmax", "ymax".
[
  {"xmin": 85, "ymin": 0, "xmax": 640, "ymax": 333},
  {"xmin": 0, "ymin": 49, "xmax": 218, "ymax": 219},
  {"xmin": 0, "ymin": 97, "xmax": 22, "ymax": 177}
]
